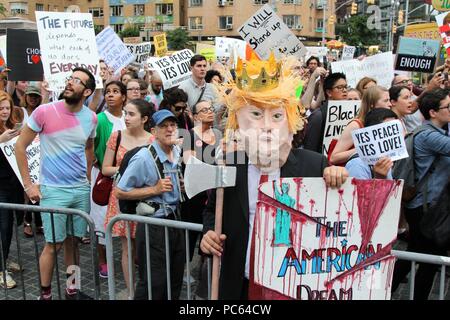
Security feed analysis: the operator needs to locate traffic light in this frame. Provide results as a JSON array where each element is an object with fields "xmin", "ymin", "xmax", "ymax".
[
  {"xmin": 328, "ymin": 15, "xmax": 335, "ymax": 24},
  {"xmin": 367, "ymin": 0, "xmax": 375, "ymax": 4},
  {"xmin": 351, "ymin": 2, "xmax": 358, "ymax": 15},
  {"xmin": 392, "ymin": 24, "xmax": 397, "ymax": 34},
  {"xmin": 398, "ymin": 10, "xmax": 404, "ymax": 24}
]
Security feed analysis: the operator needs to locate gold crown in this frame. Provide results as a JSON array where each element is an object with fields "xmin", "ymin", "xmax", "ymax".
[{"xmin": 235, "ymin": 52, "xmax": 281, "ymax": 92}]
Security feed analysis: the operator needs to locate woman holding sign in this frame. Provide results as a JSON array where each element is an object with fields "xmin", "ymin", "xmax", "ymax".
[{"xmin": 0, "ymin": 92, "xmax": 22, "ymax": 289}]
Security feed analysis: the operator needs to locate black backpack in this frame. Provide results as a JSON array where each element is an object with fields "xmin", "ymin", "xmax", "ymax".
[{"xmin": 115, "ymin": 145, "xmax": 164, "ymax": 214}]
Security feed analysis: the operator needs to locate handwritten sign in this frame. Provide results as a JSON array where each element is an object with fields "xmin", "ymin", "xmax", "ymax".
[
  {"xmin": 331, "ymin": 52, "xmax": 394, "ymax": 89},
  {"xmin": 341, "ymin": 46, "xmax": 356, "ymax": 61},
  {"xmin": 96, "ymin": 26, "xmax": 135, "ymax": 75},
  {"xmin": 154, "ymin": 33, "xmax": 168, "ymax": 57},
  {"xmin": 435, "ymin": 11, "xmax": 450, "ymax": 55},
  {"xmin": 351, "ymin": 120, "xmax": 408, "ymax": 165},
  {"xmin": 35, "ymin": 11, "xmax": 102, "ymax": 91},
  {"xmin": 250, "ymin": 178, "xmax": 403, "ymax": 300},
  {"xmin": 125, "ymin": 42, "xmax": 152, "ymax": 64},
  {"xmin": 215, "ymin": 37, "xmax": 246, "ymax": 59},
  {"xmin": 238, "ymin": 4, "xmax": 306, "ymax": 60},
  {"xmin": 322, "ymin": 100, "xmax": 361, "ymax": 155},
  {"xmin": 305, "ymin": 46, "xmax": 328, "ymax": 63},
  {"xmin": 1, "ymin": 136, "xmax": 40, "ymax": 187},
  {"xmin": 152, "ymin": 49, "xmax": 194, "ymax": 89}
]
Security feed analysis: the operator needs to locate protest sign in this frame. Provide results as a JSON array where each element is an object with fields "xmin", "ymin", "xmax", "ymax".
[
  {"xmin": 151, "ymin": 49, "xmax": 194, "ymax": 89},
  {"xmin": 322, "ymin": 100, "xmax": 361, "ymax": 155},
  {"xmin": 196, "ymin": 43, "xmax": 216, "ymax": 62},
  {"xmin": 125, "ymin": 42, "xmax": 152, "ymax": 64},
  {"xmin": 0, "ymin": 35, "xmax": 6, "ymax": 67},
  {"xmin": 351, "ymin": 120, "xmax": 408, "ymax": 165},
  {"xmin": 331, "ymin": 52, "xmax": 394, "ymax": 88},
  {"xmin": 7, "ymin": 29, "xmax": 44, "ymax": 81},
  {"xmin": 123, "ymin": 37, "xmax": 141, "ymax": 44},
  {"xmin": 96, "ymin": 26, "xmax": 135, "ymax": 75},
  {"xmin": 238, "ymin": 4, "xmax": 306, "ymax": 60},
  {"xmin": 147, "ymin": 56, "xmax": 158, "ymax": 70},
  {"xmin": 154, "ymin": 33, "xmax": 168, "ymax": 57},
  {"xmin": 250, "ymin": 177, "xmax": 403, "ymax": 300},
  {"xmin": 395, "ymin": 37, "xmax": 440, "ymax": 73},
  {"xmin": 404, "ymin": 22, "xmax": 441, "ymax": 41},
  {"xmin": 341, "ymin": 46, "xmax": 356, "ymax": 61},
  {"xmin": 0, "ymin": 136, "xmax": 40, "ymax": 187},
  {"xmin": 435, "ymin": 11, "xmax": 450, "ymax": 55},
  {"xmin": 305, "ymin": 46, "xmax": 328, "ymax": 62},
  {"xmin": 215, "ymin": 37, "xmax": 246, "ymax": 59},
  {"xmin": 35, "ymin": 11, "xmax": 102, "ymax": 91}
]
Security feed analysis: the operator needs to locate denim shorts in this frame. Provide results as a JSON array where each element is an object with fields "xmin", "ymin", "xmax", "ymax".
[{"xmin": 40, "ymin": 184, "xmax": 90, "ymax": 243}]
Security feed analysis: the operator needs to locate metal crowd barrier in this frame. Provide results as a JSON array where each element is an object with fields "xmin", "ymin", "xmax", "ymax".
[
  {"xmin": 0, "ymin": 203, "xmax": 100, "ymax": 300},
  {"xmin": 392, "ymin": 250, "xmax": 450, "ymax": 300},
  {"xmin": 105, "ymin": 214, "xmax": 211, "ymax": 300}
]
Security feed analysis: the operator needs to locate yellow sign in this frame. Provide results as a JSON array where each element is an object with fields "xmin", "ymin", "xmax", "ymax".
[
  {"xmin": 153, "ymin": 33, "xmax": 168, "ymax": 57},
  {"xmin": 196, "ymin": 43, "xmax": 216, "ymax": 62},
  {"xmin": 404, "ymin": 22, "xmax": 441, "ymax": 42},
  {"xmin": 432, "ymin": 0, "xmax": 450, "ymax": 12}
]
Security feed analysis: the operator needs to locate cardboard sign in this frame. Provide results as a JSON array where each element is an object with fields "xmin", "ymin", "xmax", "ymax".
[
  {"xmin": 96, "ymin": 26, "xmax": 135, "ymax": 75},
  {"xmin": 6, "ymin": 29, "xmax": 44, "ymax": 81},
  {"xmin": 0, "ymin": 35, "xmax": 7, "ymax": 67},
  {"xmin": 395, "ymin": 37, "xmax": 440, "ymax": 73},
  {"xmin": 238, "ymin": 4, "xmax": 306, "ymax": 60},
  {"xmin": 404, "ymin": 22, "xmax": 441, "ymax": 42},
  {"xmin": 250, "ymin": 178, "xmax": 403, "ymax": 300},
  {"xmin": 305, "ymin": 46, "xmax": 328, "ymax": 62},
  {"xmin": 196, "ymin": 43, "xmax": 216, "ymax": 62},
  {"xmin": 351, "ymin": 120, "xmax": 408, "ymax": 165},
  {"xmin": 341, "ymin": 46, "xmax": 356, "ymax": 61},
  {"xmin": 0, "ymin": 136, "xmax": 40, "ymax": 187},
  {"xmin": 35, "ymin": 11, "xmax": 102, "ymax": 91},
  {"xmin": 154, "ymin": 33, "xmax": 168, "ymax": 57},
  {"xmin": 152, "ymin": 49, "xmax": 194, "ymax": 89},
  {"xmin": 215, "ymin": 37, "xmax": 246, "ymax": 59},
  {"xmin": 331, "ymin": 52, "xmax": 394, "ymax": 88},
  {"xmin": 322, "ymin": 100, "xmax": 361, "ymax": 155},
  {"xmin": 435, "ymin": 11, "xmax": 450, "ymax": 55},
  {"xmin": 125, "ymin": 42, "xmax": 152, "ymax": 64}
]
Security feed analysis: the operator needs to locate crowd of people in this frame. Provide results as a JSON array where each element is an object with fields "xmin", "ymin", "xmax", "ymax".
[{"xmin": 0, "ymin": 48, "xmax": 448, "ymax": 301}]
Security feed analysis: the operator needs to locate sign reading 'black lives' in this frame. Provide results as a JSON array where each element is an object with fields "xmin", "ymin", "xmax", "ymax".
[{"xmin": 7, "ymin": 29, "xmax": 44, "ymax": 81}]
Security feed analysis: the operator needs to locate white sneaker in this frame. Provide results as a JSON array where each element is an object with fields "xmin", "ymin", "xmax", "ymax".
[{"xmin": 0, "ymin": 271, "xmax": 17, "ymax": 289}]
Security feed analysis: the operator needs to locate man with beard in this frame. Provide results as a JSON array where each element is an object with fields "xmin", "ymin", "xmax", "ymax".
[
  {"xmin": 15, "ymin": 68, "xmax": 97, "ymax": 300},
  {"xmin": 199, "ymin": 55, "xmax": 348, "ymax": 300},
  {"xmin": 145, "ymin": 73, "xmax": 164, "ymax": 110}
]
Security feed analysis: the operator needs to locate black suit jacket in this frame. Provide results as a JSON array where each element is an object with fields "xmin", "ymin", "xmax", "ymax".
[{"xmin": 202, "ymin": 148, "xmax": 328, "ymax": 300}]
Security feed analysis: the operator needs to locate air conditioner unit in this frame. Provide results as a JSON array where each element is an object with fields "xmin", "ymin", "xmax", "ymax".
[
  {"xmin": 226, "ymin": 24, "xmax": 233, "ymax": 30},
  {"xmin": 218, "ymin": 0, "xmax": 226, "ymax": 6},
  {"xmin": 294, "ymin": 24, "xmax": 303, "ymax": 30}
]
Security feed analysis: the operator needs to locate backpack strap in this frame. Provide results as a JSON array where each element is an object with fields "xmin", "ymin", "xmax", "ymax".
[{"xmin": 148, "ymin": 145, "xmax": 165, "ymax": 179}]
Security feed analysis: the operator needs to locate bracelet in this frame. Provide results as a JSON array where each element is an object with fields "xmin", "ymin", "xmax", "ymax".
[{"xmin": 24, "ymin": 185, "xmax": 33, "ymax": 192}]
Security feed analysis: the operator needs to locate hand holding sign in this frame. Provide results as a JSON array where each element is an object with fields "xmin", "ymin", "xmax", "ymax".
[{"xmin": 373, "ymin": 157, "xmax": 394, "ymax": 179}]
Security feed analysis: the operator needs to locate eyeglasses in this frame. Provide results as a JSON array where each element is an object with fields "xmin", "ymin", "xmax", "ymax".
[
  {"xmin": 127, "ymin": 87, "xmax": 140, "ymax": 92},
  {"xmin": 438, "ymin": 104, "xmax": 450, "ymax": 111},
  {"xmin": 332, "ymin": 85, "xmax": 350, "ymax": 92},
  {"xmin": 195, "ymin": 106, "xmax": 215, "ymax": 114},
  {"xmin": 65, "ymin": 76, "xmax": 87, "ymax": 88},
  {"xmin": 174, "ymin": 104, "xmax": 187, "ymax": 112},
  {"xmin": 394, "ymin": 79, "xmax": 412, "ymax": 85}
]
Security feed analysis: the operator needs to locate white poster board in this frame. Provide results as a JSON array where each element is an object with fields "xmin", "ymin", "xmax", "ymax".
[
  {"xmin": 125, "ymin": 42, "xmax": 152, "ymax": 64},
  {"xmin": 322, "ymin": 100, "xmax": 361, "ymax": 155},
  {"xmin": 215, "ymin": 37, "xmax": 247, "ymax": 59},
  {"xmin": 35, "ymin": 11, "xmax": 102, "ymax": 91},
  {"xmin": 238, "ymin": 4, "xmax": 306, "ymax": 60},
  {"xmin": 151, "ymin": 49, "xmax": 194, "ymax": 89},
  {"xmin": 0, "ymin": 136, "xmax": 40, "ymax": 187},
  {"xmin": 330, "ymin": 52, "xmax": 394, "ymax": 88},
  {"xmin": 96, "ymin": 26, "xmax": 135, "ymax": 75},
  {"xmin": 351, "ymin": 120, "xmax": 408, "ymax": 165},
  {"xmin": 0, "ymin": 35, "xmax": 7, "ymax": 64},
  {"xmin": 305, "ymin": 46, "xmax": 328, "ymax": 62},
  {"xmin": 342, "ymin": 46, "xmax": 356, "ymax": 61}
]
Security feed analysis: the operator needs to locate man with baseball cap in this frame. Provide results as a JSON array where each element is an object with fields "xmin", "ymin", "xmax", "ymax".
[{"xmin": 115, "ymin": 109, "xmax": 185, "ymax": 300}]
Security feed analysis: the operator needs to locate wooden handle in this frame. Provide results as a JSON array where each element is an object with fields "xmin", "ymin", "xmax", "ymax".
[{"xmin": 211, "ymin": 186, "xmax": 224, "ymax": 300}]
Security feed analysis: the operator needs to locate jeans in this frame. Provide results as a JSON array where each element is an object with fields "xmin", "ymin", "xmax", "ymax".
[{"xmin": 0, "ymin": 189, "xmax": 15, "ymax": 272}]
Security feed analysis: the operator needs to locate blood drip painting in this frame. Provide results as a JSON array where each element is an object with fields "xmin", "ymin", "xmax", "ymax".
[{"xmin": 249, "ymin": 178, "xmax": 403, "ymax": 300}]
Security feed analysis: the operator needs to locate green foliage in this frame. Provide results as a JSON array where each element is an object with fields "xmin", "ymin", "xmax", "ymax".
[
  {"xmin": 336, "ymin": 15, "xmax": 379, "ymax": 47},
  {"xmin": 94, "ymin": 25, "xmax": 104, "ymax": 35},
  {"xmin": 0, "ymin": 3, "xmax": 7, "ymax": 16},
  {"xmin": 119, "ymin": 26, "xmax": 140, "ymax": 39},
  {"xmin": 166, "ymin": 28, "xmax": 193, "ymax": 51}
]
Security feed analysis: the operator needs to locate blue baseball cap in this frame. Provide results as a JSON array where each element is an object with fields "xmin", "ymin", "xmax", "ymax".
[{"xmin": 152, "ymin": 109, "xmax": 177, "ymax": 126}]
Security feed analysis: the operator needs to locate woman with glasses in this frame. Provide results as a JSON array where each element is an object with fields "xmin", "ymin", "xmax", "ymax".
[
  {"xmin": 159, "ymin": 88, "xmax": 193, "ymax": 131},
  {"xmin": 91, "ymin": 81, "xmax": 127, "ymax": 278},
  {"xmin": 126, "ymin": 79, "xmax": 141, "ymax": 102}
]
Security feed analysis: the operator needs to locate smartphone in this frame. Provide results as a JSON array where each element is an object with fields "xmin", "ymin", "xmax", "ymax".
[{"xmin": 444, "ymin": 72, "xmax": 448, "ymax": 82}]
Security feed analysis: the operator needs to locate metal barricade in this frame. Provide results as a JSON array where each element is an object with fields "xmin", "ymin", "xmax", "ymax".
[
  {"xmin": 392, "ymin": 250, "xmax": 450, "ymax": 300},
  {"xmin": 0, "ymin": 203, "xmax": 100, "ymax": 300},
  {"xmin": 105, "ymin": 214, "xmax": 211, "ymax": 300}
]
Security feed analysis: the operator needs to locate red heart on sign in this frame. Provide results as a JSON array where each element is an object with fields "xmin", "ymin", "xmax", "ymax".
[{"xmin": 31, "ymin": 55, "xmax": 40, "ymax": 64}]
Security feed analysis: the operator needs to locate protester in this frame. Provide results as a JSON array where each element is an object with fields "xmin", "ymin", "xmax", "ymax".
[
  {"xmin": 355, "ymin": 77, "xmax": 377, "ymax": 96},
  {"xmin": 392, "ymin": 88, "xmax": 450, "ymax": 300},
  {"xmin": 306, "ymin": 56, "xmax": 321, "ymax": 74},
  {"xmin": 347, "ymin": 88, "xmax": 361, "ymax": 100},
  {"xmin": 0, "ymin": 92, "xmax": 22, "ymax": 289},
  {"xmin": 126, "ymin": 79, "xmax": 141, "ymax": 102},
  {"xmin": 115, "ymin": 110, "xmax": 185, "ymax": 300},
  {"xmin": 138, "ymin": 79, "xmax": 149, "ymax": 100},
  {"xmin": 15, "ymin": 68, "xmax": 97, "ymax": 300},
  {"xmin": 389, "ymin": 85, "xmax": 413, "ymax": 133},
  {"xmin": 159, "ymin": 88, "xmax": 193, "ymax": 131},
  {"xmin": 392, "ymin": 74, "xmax": 423, "ymax": 132},
  {"xmin": 121, "ymin": 71, "xmax": 138, "ymax": 87},
  {"xmin": 145, "ymin": 73, "xmax": 164, "ymax": 110},
  {"xmin": 205, "ymin": 70, "xmax": 223, "ymax": 85},
  {"xmin": 103, "ymin": 99, "xmax": 154, "ymax": 298},
  {"xmin": 7, "ymin": 81, "xmax": 28, "ymax": 107}
]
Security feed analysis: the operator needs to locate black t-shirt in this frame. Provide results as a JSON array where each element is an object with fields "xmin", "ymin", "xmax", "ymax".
[{"xmin": 187, "ymin": 128, "xmax": 221, "ymax": 165}]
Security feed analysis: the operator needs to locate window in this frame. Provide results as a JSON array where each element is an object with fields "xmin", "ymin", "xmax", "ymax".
[
  {"xmin": 283, "ymin": 15, "xmax": 301, "ymax": 29},
  {"xmin": 218, "ymin": 0, "xmax": 234, "ymax": 5},
  {"xmin": 88, "ymin": 8, "xmax": 104, "ymax": 18},
  {"xmin": 253, "ymin": 0, "xmax": 269, "ymax": 4},
  {"xmin": 10, "ymin": 2, "xmax": 28, "ymax": 15},
  {"xmin": 189, "ymin": 17, "xmax": 203, "ymax": 30},
  {"xmin": 35, "ymin": 3, "xmax": 44, "ymax": 11},
  {"xmin": 134, "ymin": 4, "xmax": 144, "ymax": 16},
  {"xmin": 316, "ymin": 19, "xmax": 324, "ymax": 29},
  {"xmin": 284, "ymin": 0, "xmax": 301, "ymax": 4},
  {"xmin": 190, "ymin": 0, "xmax": 203, "ymax": 6},
  {"xmin": 218, "ymin": 16, "xmax": 233, "ymax": 29},
  {"xmin": 110, "ymin": 6, "xmax": 123, "ymax": 17},
  {"xmin": 113, "ymin": 24, "xmax": 123, "ymax": 33},
  {"xmin": 156, "ymin": 3, "xmax": 173, "ymax": 15}
]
